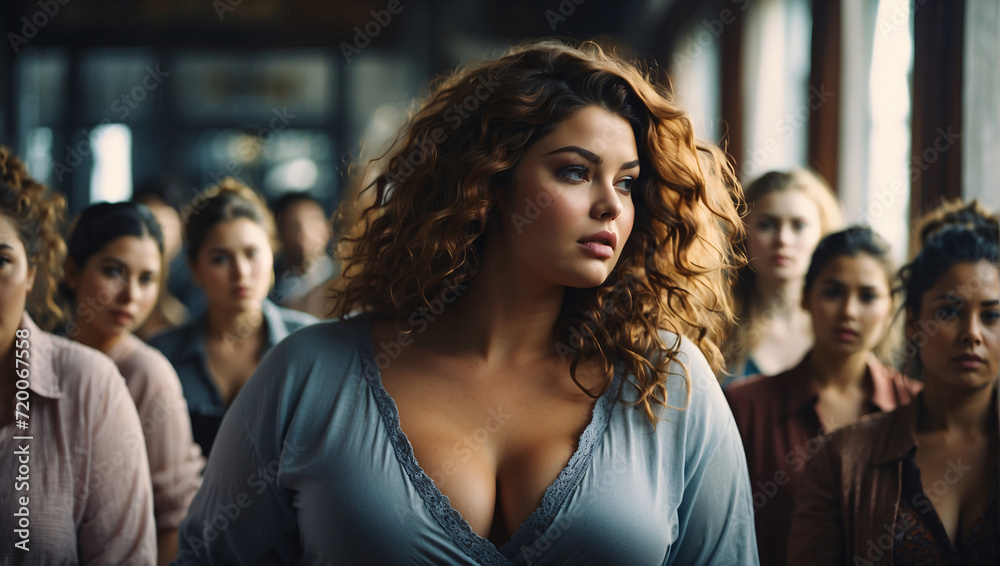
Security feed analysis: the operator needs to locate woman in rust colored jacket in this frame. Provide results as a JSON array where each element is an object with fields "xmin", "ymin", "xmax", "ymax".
[
  {"xmin": 789, "ymin": 224, "xmax": 999, "ymax": 565},
  {"xmin": 726, "ymin": 227, "xmax": 921, "ymax": 566}
]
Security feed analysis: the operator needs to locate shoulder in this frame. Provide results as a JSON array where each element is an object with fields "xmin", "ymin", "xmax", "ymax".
[
  {"xmin": 630, "ymin": 330, "xmax": 735, "ymax": 431},
  {"xmin": 147, "ymin": 317, "xmax": 200, "ymax": 357},
  {"xmin": 268, "ymin": 301, "xmax": 320, "ymax": 334},
  {"xmin": 36, "ymin": 331, "xmax": 130, "ymax": 407},
  {"xmin": 244, "ymin": 317, "xmax": 370, "ymax": 399},
  {"xmin": 723, "ymin": 370, "xmax": 790, "ymax": 415},
  {"xmin": 111, "ymin": 334, "xmax": 182, "ymax": 395}
]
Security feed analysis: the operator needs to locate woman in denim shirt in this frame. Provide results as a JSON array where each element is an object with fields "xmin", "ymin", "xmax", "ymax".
[{"xmin": 150, "ymin": 179, "xmax": 317, "ymax": 456}]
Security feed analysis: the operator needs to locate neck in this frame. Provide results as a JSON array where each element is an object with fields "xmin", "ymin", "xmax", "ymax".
[
  {"xmin": 204, "ymin": 304, "xmax": 266, "ymax": 344},
  {"xmin": 412, "ymin": 237, "xmax": 566, "ymax": 367},
  {"xmin": 751, "ymin": 278, "xmax": 803, "ymax": 320},
  {"xmin": 810, "ymin": 347, "xmax": 870, "ymax": 392},
  {"xmin": 920, "ymin": 378, "xmax": 997, "ymax": 434},
  {"xmin": 71, "ymin": 318, "xmax": 123, "ymax": 355}
]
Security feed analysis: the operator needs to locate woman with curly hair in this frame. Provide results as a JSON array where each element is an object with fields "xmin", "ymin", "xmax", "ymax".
[
  {"xmin": 149, "ymin": 178, "xmax": 317, "ymax": 457},
  {"xmin": 176, "ymin": 40, "xmax": 758, "ymax": 564},
  {"xmin": 0, "ymin": 147, "xmax": 155, "ymax": 563}
]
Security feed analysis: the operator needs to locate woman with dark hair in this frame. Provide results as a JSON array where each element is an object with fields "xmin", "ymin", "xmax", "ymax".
[
  {"xmin": 789, "ymin": 224, "xmax": 999, "ymax": 565},
  {"xmin": 62, "ymin": 202, "xmax": 203, "ymax": 565},
  {"xmin": 0, "ymin": 147, "xmax": 155, "ymax": 563},
  {"xmin": 175, "ymin": 40, "xmax": 757, "ymax": 564},
  {"xmin": 722, "ymin": 169, "xmax": 843, "ymax": 386},
  {"xmin": 149, "ymin": 178, "xmax": 317, "ymax": 457},
  {"xmin": 725, "ymin": 226, "xmax": 921, "ymax": 566}
]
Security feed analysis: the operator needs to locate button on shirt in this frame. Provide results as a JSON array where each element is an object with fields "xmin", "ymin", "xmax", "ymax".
[{"xmin": 149, "ymin": 299, "xmax": 317, "ymax": 456}]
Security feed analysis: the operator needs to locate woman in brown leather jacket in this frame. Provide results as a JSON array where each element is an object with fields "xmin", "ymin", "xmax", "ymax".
[
  {"xmin": 789, "ymin": 224, "xmax": 999, "ymax": 565},
  {"xmin": 726, "ymin": 226, "xmax": 921, "ymax": 566}
]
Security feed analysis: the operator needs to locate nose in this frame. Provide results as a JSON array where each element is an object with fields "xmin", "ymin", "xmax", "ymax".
[
  {"xmin": 591, "ymin": 179, "xmax": 624, "ymax": 221},
  {"xmin": 116, "ymin": 276, "xmax": 136, "ymax": 304},
  {"xmin": 232, "ymin": 254, "xmax": 252, "ymax": 280},
  {"xmin": 840, "ymin": 294, "xmax": 859, "ymax": 320},
  {"xmin": 960, "ymin": 312, "xmax": 984, "ymax": 345},
  {"xmin": 777, "ymin": 223, "xmax": 794, "ymax": 247}
]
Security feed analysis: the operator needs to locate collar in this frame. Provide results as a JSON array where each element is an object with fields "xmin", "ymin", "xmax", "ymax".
[
  {"xmin": 870, "ymin": 395, "xmax": 921, "ymax": 465},
  {"xmin": 870, "ymin": 386, "xmax": 1000, "ymax": 466},
  {"xmin": 174, "ymin": 299, "xmax": 290, "ymax": 364},
  {"xmin": 20, "ymin": 312, "xmax": 65, "ymax": 399},
  {"xmin": 779, "ymin": 351, "xmax": 912, "ymax": 421}
]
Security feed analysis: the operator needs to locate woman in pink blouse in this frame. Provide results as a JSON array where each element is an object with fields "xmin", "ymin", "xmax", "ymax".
[
  {"xmin": 61, "ymin": 201, "xmax": 204, "ymax": 565},
  {"xmin": 0, "ymin": 147, "xmax": 155, "ymax": 564}
]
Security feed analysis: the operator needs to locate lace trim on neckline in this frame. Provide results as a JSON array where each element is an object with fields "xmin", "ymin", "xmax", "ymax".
[{"xmin": 356, "ymin": 317, "xmax": 622, "ymax": 565}]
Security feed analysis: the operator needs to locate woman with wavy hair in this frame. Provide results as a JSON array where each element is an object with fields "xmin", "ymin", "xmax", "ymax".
[
  {"xmin": 176, "ymin": 40, "xmax": 758, "ymax": 564},
  {"xmin": 722, "ymin": 169, "xmax": 842, "ymax": 386},
  {"xmin": 0, "ymin": 147, "xmax": 155, "ymax": 563}
]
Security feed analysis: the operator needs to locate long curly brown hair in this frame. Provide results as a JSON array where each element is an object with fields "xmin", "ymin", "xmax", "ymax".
[
  {"xmin": 332, "ymin": 40, "xmax": 744, "ymax": 423},
  {"xmin": 0, "ymin": 146, "xmax": 67, "ymax": 330}
]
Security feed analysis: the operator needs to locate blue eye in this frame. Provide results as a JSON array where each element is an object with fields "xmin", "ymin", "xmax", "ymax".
[
  {"xmin": 557, "ymin": 165, "xmax": 590, "ymax": 183},
  {"xmin": 792, "ymin": 220, "xmax": 807, "ymax": 231},
  {"xmin": 614, "ymin": 177, "xmax": 634, "ymax": 194},
  {"xmin": 210, "ymin": 255, "xmax": 227, "ymax": 266}
]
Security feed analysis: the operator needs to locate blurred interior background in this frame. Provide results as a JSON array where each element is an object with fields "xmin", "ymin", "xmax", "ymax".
[{"xmin": 1, "ymin": 0, "xmax": 997, "ymax": 266}]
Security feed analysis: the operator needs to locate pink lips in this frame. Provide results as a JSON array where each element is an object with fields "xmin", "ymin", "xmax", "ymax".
[
  {"xmin": 578, "ymin": 230, "xmax": 617, "ymax": 259},
  {"xmin": 953, "ymin": 353, "xmax": 986, "ymax": 369}
]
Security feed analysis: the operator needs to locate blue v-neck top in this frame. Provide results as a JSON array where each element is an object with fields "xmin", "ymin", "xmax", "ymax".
[{"xmin": 174, "ymin": 317, "xmax": 758, "ymax": 565}]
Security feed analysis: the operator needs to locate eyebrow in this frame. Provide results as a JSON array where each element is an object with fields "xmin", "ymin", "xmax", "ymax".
[
  {"xmin": 930, "ymin": 294, "xmax": 999, "ymax": 305},
  {"xmin": 543, "ymin": 146, "xmax": 640, "ymax": 170},
  {"xmin": 0, "ymin": 243, "xmax": 12, "ymax": 251}
]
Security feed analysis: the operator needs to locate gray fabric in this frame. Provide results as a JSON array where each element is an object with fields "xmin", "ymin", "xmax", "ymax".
[{"xmin": 174, "ymin": 317, "xmax": 759, "ymax": 565}]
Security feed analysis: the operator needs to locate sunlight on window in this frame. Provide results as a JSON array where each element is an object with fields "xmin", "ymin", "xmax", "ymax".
[
  {"xmin": 865, "ymin": 0, "xmax": 912, "ymax": 266},
  {"xmin": 670, "ymin": 23, "xmax": 721, "ymax": 145},
  {"xmin": 741, "ymin": 0, "xmax": 812, "ymax": 179},
  {"xmin": 89, "ymin": 124, "xmax": 133, "ymax": 203}
]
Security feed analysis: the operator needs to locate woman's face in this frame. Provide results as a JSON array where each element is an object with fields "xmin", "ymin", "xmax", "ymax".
[
  {"xmin": 500, "ymin": 105, "xmax": 638, "ymax": 289},
  {"xmin": 804, "ymin": 253, "xmax": 893, "ymax": 357},
  {"xmin": 746, "ymin": 189, "xmax": 824, "ymax": 286},
  {"xmin": 191, "ymin": 218, "xmax": 273, "ymax": 314},
  {"xmin": 0, "ymin": 215, "xmax": 36, "ymax": 350},
  {"xmin": 66, "ymin": 235, "xmax": 161, "ymax": 341},
  {"xmin": 907, "ymin": 261, "xmax": 1000, "ymax": 392}
]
